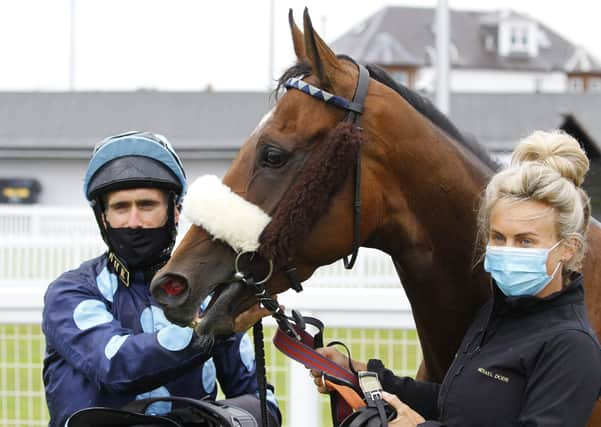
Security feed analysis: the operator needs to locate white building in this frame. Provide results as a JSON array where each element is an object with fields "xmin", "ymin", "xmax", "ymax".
[{"xmin": 332, "ymin": 7, "xmax": 601, "ymax": 93}]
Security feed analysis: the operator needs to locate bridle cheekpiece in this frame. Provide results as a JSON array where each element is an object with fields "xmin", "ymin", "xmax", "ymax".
[{"xmin": 283, "ymin": 59, "xmax": 370, "ymax": 269}]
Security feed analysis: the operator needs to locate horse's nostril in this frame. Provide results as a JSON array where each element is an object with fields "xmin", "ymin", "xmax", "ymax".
[{"xmin": 161, "ymin": 278, "xmax": 187, "ymax": 296}]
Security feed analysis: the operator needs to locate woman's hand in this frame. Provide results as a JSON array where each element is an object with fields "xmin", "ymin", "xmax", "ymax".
[
  {"xmin": 308, "ymin": 347, "xmax": 368, "ymax": 394},
  {"xmin": 382, "ymin": 391, "xmax": 426, "ymax": 426},
  {"xmin": 233, "ymin": 303, "xmax": 275, "ymax": 332}
]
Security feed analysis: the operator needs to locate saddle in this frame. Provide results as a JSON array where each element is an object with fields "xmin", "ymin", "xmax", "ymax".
[
  {"xmin": 340, "ymin": 407, "xmax": 396, "ymax": 427},
  {"xmin": 66, "ymin": 395, "xmax": 264, "ymax": 427}
]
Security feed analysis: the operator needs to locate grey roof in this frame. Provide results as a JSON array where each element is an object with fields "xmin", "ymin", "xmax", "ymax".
[
  {"xmin": 1, "ymin": 90, "xmax": 601, "ymax": 160},
  {"xmin": 0, "ymin": 91, "xmax": 272, "ymax": 159},
  {"xmin": 449, "ymin": 93, "xmax": 601, "ymax": 152},
  {"xmin": 331, "ymin": 6, "xmax": 601, "ymax": 72}
]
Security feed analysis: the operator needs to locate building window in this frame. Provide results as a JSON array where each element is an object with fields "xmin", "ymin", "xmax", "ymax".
[
  {"xmin": 484, "ymin": 35, "xmax": 495, "ymax": 52},
  {"xmin": 589, "ymin": 78, "xmax": 601, "ymax": 93},
  {"xmin": 499, "ymin": 19, "xmax": 538, "ymax": 57},
  {"xmin": 510, "ymin": 25, "xmax": 529, "ymax": 52},
  {"xmin": 568, "ymin": 77, "xmax": 584, "ymax": 93}
]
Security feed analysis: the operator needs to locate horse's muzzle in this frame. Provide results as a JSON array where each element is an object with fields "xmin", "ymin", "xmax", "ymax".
[{"xmin": 151, "ymin": 273, "xmax": 191, "ymax": 309}]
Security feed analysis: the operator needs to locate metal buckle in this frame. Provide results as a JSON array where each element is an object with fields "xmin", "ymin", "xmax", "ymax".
[
  {"xmin": 357, "ymin": 371, "xmax": 384, "ymax": 406},
  {"xmin": 234, "ymin": 251, "xmax": 274, "ymax": 285}
]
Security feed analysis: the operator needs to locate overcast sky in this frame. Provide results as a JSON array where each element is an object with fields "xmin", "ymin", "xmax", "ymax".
[{"xmin": 0, "ymin": 0, "xmax": 599, "ymax": 91}]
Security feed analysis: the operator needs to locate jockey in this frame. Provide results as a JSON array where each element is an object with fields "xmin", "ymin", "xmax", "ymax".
[{"xmin": 41, "ymin": 131, "xmax": 281, "ymax": 427}]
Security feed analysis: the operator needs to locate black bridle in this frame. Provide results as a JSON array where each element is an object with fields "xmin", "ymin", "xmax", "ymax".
[
  {"xmin": 339, "ymin": 60, "xmax": 370, "ymax": 269},
  {"xmin": 229, "ymin": 59, "xmax": 370, "ymax": 427},
  {"xmin": 234, "ymin": 58, "xmax": 371, "ymax": 318},
  {"xmin": 283, "ymin": 58, "xmax": 370, "ymax": 270},
  {"xmin": 232, "ymin": 57, "xmax": 371, "ymax": 308}
]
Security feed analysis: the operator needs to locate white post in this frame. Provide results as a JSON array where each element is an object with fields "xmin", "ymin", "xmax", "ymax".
[
  {"xmin": 69, "ymin": 0, "xmax": 76, "ymax": 91},
  {"xmin": 287, "ymin": 357, "xmax": 320, "ymax": 427},
  {"xmin": 435, "ymin": 0, "xmax": 450, "ymax": 115},
  {"xmin": 267, "ymin": 0, "xmax": 275, "ymax": 90}
]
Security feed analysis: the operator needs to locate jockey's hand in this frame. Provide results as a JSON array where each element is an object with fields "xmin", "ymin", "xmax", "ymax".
[
  {"xmin": 233, "ymin": 302, "xmax": 280, "ymax": 332},
  {"xmin": 381, "ymin": 391, "xmax": 425, "ymax": 427},
  {"xmin": 308, "ymin": 347, "xmax": 368, "ymax": 394}
]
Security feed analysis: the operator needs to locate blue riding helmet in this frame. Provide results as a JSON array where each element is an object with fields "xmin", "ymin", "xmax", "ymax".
[{"xmin": 83, "ymin": 131, "xmax": 187, "ymax": 204}]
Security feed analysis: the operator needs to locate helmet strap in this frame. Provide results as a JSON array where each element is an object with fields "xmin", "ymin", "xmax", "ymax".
[{"xmin": 143, "ymin": 191, "xmax": 179, "ymax": 283}]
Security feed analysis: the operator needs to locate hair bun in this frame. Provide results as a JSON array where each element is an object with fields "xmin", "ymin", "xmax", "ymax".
[{"xmin": 511, "ymin": 130, "xmax": 590, "ymax": 187}]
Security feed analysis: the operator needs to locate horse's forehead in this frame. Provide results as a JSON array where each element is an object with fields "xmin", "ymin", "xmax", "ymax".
[
  {"xmin": 250, "ymin": 73, "xmax": 357, "ymax": 145},
  {"xmin": 247, "ymin": 95, "xmax": 314, "ymax": 144},
  {"xmin": 273, "ymin": 89, "xmax": 342, "ymax": 133},
  {"xmin": 248, "ymin": 101, "xmax": 313, "ymax": 141}
]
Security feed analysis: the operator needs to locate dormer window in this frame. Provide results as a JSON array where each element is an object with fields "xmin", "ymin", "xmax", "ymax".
[
  {"xmin": 509, "ymin": 25, "xmax": 529, "ymax": 52},
  {"xmin": 498, "ymin": 16, "xmax": 539, "ymax": 58}
]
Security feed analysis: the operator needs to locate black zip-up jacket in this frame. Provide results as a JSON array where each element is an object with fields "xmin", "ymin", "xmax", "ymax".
[{"xmin": 367, "ymin": 274, "xmax": 601, "ymax": 426}]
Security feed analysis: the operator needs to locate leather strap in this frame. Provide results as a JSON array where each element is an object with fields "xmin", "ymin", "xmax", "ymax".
[
  {"xmin": 273, "ymin": 315, "xmax": 362, "ymax": 426},
  {"xmin": 341, "ymin": 61, "xmax": 368, "ymax": 269},
  {"xmin": 325, "ymin": 379, "xmax": 367, "ymax": 411}
]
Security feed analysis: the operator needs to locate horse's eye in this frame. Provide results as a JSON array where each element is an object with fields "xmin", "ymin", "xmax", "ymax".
[{"xmin": 260, "ymin": 146, "xmax": 288, "ymax": 168}]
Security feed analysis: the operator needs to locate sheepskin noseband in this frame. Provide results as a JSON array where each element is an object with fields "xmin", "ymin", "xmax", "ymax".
[{"xmin": 182, "ymin": 175, "xmax": 271, "ymax": 253}]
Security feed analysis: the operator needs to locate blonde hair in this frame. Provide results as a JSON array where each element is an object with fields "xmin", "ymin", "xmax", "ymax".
[{"xmin": 477, "ymin": 130, "xmax": 591, "ymax": 271}]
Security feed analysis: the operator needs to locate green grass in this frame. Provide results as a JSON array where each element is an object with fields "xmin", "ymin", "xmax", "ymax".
[
  {"xmin": 0, "ymin": 324, "xmax": 49, "ymax": 426},
  {"xmin": 0, "ymin": 324, "xmax": 422, "ymax": 427}
]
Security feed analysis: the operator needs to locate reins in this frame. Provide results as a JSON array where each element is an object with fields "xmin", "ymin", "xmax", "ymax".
[
  {"xmin": 227, "ymin": 253, "xmax": 305, "ymax": 427},
  {"xmin": 271, "ymin": 310, "xmax": 391, "ymax": 427},
  {"xmin": 232, "ymin": 255, "xmax": 372, "ymax": 426}
]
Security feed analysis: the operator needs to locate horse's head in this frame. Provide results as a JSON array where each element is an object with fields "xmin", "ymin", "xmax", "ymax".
[{"xmin": 150, "ymin": 9, "xmax": 395, "ymax": 335}]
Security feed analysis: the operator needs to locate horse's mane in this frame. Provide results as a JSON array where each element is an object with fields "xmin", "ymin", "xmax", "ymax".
[
  {"xmin": 275, "ymin": 60, "xmax": 499, "ymax": 172},
  {"xmin": 364, "ymin": 63, "xmax": 499, "ymax": 171},
  {"xmin": 266, "ymin": 60, "xmax": 499, "ymax": 268}
]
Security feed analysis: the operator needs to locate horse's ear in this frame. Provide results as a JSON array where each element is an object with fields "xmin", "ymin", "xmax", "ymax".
[
  {"xmin": 302, "ymin": 7, "xmax": 342, "ymax": 88},
  {"xmin": 289, "ymin": 9, "xmax": 307, "ymax": 62}
]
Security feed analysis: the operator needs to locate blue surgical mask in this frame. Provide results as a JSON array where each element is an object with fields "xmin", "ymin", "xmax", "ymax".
[{"xmin": 484, "ymin": 241, "xmax": 562, "ymax": 297}]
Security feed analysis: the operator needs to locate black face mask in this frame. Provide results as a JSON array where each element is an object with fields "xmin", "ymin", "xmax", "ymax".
[{"xmin": 105, "ymin": 223, "xmax": 172, "ymax": 270}]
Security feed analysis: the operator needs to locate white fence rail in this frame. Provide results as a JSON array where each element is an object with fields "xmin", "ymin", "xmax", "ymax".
[
  {"xmin": 0, "ymin": 205, "xmax": 418, "ymax": 427},
  {"xmin": 0, "ymin": 206, "xmax": 405, "ymax": 287},
  {"xmin": 0, "ymin": 205, "xmax": 412, "ymax": 325}
]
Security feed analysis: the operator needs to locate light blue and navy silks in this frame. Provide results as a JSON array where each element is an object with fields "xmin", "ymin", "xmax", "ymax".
[{"xmin": 42, "ymin": 254, "xmax": 279, "ymax": 427}]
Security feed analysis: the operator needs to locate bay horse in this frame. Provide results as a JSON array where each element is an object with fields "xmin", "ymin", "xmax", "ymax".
[{"xmin": 150, "ymin": 9, "xmax": 601, "ymax": 425}]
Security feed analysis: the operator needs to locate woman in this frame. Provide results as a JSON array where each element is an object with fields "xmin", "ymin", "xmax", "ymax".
[{"xmin": 312, "ymin": 130, "xmax": 601, "ymax": 426}]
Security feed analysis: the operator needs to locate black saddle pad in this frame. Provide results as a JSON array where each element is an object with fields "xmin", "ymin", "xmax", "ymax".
[
  {"xmin": 66, "ymin": 406, "xmax": 180, "ymax": 427},
  {"xmin": 66, "ymin": 395, "xmax": 266, "ymax": 427}
]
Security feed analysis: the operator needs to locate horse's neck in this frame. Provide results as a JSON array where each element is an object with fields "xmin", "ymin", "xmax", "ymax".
[{"xmin": 370, "ymin": 122, "xmax": 493, "ymax": 381}]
